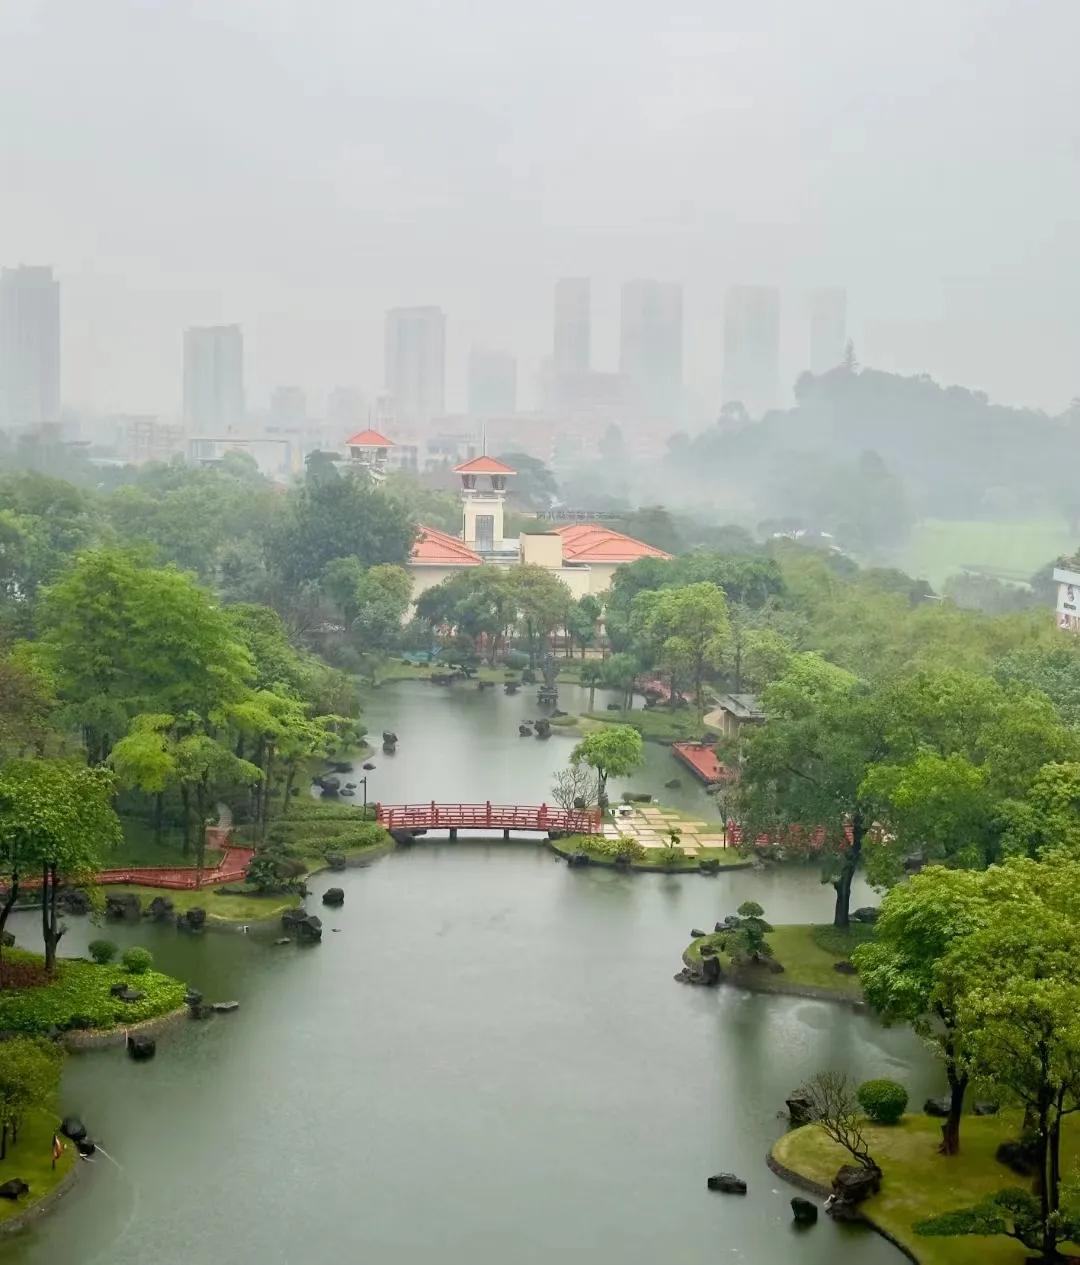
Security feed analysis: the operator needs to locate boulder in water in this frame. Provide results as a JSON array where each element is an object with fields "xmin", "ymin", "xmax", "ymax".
[
  {"xmin": 127, "ymin": 1034, "xmax": 156, "ymax": 1060},
  {"xmin": 322, "ymin": 887, "xmax": 345, "ymax": 907},
  {"xmin": 176, "ymin": 907, "xmax": 206, "ymax": 932},
  {"xmin": 706, "ymin": 1173, "xmax": 747, "ymax": 1194},
  {"xmin": 105, "ymin": 892, "xmax": 141, "ymax": 920},
  {"xmin": 791, "ymin": 1197, "xmax": 818, "ymax": 1225},
  {"xmin": 60, "ymin": 1116, "xmax": 87, "ymax": 1142},
  {"xmin": 146, "ymin": 895, "xmax": 174, "ymax": 921}
]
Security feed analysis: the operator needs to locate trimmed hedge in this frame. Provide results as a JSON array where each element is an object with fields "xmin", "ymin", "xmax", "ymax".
[
  {"xmin": 857, "ymin": 1078, "xmax": 909, "ymax": 1124},
  {"xmin": 0, "ymin": 949, "xmax": 186, "ymax": 1034}
]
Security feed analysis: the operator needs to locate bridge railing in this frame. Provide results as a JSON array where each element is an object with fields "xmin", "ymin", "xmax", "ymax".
[{"xmin": 376, "ymin": 802, "xmax": 601, "ymax": 835}]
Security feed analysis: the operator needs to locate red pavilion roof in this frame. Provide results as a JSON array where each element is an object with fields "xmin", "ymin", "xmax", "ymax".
[
  {"xmin": 345, "ymin": 428, "xmax": 395, "ymax": 448},
  {"xmin": 453, "ymin": 455, "xmax": 516, "ymax": 475}
]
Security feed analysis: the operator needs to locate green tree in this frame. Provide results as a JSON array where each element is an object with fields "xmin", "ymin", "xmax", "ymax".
[
  {"xmin": 737, "ymin": 654, "xmax": 887, "ymax": 927},
  {"xmin": 495, "ymin": 452, "xmax": 558, "ymax": 510},
  {"xmin": 415, "ymin": 568, "xmax": 516, "ymax": 661},
  {"xmin": 600, "ymin": 653, "xmax": 639, "ymax": 714},
  {"xmin": 571, "ymin": 725, "xmax": 644, "ymax": 806},
  {"xmin": 0, "ymin": 1036, "xmax": 61, "ymax": 1159},
  {"xmin": 565, "ymin": 595, "xmax": 602, "ymax": 659},
  {"xmin": 853, "ymin": 866, "xmax": 989, "ymax": 1154},
  {"xmin": 0, "ymin": 760, "xmax": 120, "ymax": 972},
  {"xmin": 505, "ymin": 566, "xmax": 573, "ymax": 667},
  {"xmin": 636, "ymin": 582, "xmax": 729, "ymax": 715},
  {"xmin": 580, "ymin": 661, "xmax": 604, "ymax": 711},
  {"xmin": 919, "ymin": 858, "xmax": 1080, "ymax": 1261},
  {"xmin": 350, "ymin": 565, "xmax": 412, "ymax": 657}
]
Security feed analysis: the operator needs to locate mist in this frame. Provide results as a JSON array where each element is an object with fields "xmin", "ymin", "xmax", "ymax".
[{"xmin": 2, "ymin": 0, "xmax": 1079, "ymax": 416}]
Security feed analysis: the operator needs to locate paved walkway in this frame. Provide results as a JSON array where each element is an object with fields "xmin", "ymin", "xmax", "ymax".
[{"xmin": 601, "ymin": 805, "xmax": 730, "ymax": 856}]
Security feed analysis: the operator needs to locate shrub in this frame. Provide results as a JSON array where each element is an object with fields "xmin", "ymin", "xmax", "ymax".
[
  {"xmin": 121, "ymin": 946, "xmax": 154, "ymax": 975},
  {"xmin": 246, "ymin": 850, "xmax": 307, "ymax": 893},
  {"xmin": 857, "ymin": 1078, "xmax": 908, "ymax": 1124},
  {"xmin": 88, "ymin": 939, "xmax": 117, "ymax": 965},
  {"xmin": 502, "ymin": 649, "xmax": 529, "ymax": 670}
]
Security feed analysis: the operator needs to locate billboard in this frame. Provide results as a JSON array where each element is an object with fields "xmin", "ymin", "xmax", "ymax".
[{"xmin": 1054, "ymin": 567, "xmax": 1080, "ymax": 632}]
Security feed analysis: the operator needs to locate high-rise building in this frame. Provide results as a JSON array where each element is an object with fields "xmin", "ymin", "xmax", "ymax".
[
  {"xmin": 553, "ymin": 278, "xmax": 590, "ymax": 375},
  {"xmin": 183, "ymin": 325, "xmax": 245, "ymax": 430},
  {"xmin": 269, "ymin": 385, "xmax": 307, "ymax": 427},
  {"xmin": 618, "ymin": 280, "xmax": 683, "ymax": 422},
  {"xmin": 467, "ymin": 348, "xmax": 516, "ymax": 416},
  {"xmin": 385, "ymin": 306, "xmax": 445, "ymax": 425},
  {"xmin": 326, "ymin": 386, "xmax": 365, "ymax": 431},
  {"xmin": 808, "ymin": 287, "xmax": 847, "ymax": 374},
  {"xmin": 722, "ymin": 286, "xmax": 781, "ymax": 417},
  {"xmin": 0, "ymin": 265, "xmax": 60, "ymax": 428}
]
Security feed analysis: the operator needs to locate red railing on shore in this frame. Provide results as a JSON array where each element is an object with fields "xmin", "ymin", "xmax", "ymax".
[
  {"xmin": 376, "ymin": 802, "xmax": 601, "ymax": 835},
  {"xmin": 92, "ymin": 845, "xmax": 256, "ymax": 890}
]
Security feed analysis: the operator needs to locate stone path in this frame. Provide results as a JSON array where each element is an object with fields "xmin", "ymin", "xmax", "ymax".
[{"xmin": 601, "ymin": 806, "xmax": 731, "ymax": 855}]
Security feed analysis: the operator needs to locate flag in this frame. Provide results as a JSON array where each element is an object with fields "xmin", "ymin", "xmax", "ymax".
[{"xmin": 51, "ymin": 1134, "xmax": 63, "ymax": 1168}]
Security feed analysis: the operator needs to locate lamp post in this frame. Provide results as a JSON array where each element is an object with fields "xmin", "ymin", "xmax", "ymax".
[{"xmin": 359, "ymin": 776, "xmax": 368, "ymax": 815}]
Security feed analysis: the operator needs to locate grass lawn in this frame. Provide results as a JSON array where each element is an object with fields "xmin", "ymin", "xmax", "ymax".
[
  {"xmin": 104, "ymin": 883, "xmax": 300, "ymax": 924},
  {"xmin": 582, "ymin": 708, "xmax": 718, "ymax": 743},
  {"xmin": 0, "ymin": 1107, "xmax": 77, "ymax": 1227},
  {"xmin": 113, "ymin": 816, "xmax": 222, "ymax": 870},
  {"xmin": 560, "ymin": 834, "xmax": 748, "ymax": 871},
  {"xmin": 895, "ymin": 518, "xmax": 1073, "ymax": 588},
  {"xmin": 773, "ymin": 1112, "xmax": 1077, "ymax": 1264},
  {"xmin": 685, "ymin": 922, "xmax": 874, "ymax": 996},
  {"xmin": 0, "ymin": 948, "xmax": 186, "ymax": 1034}
]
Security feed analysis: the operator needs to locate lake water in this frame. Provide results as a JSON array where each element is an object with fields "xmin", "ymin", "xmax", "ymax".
[{"xmin": 1, "ymin": 682, "xmax": 938, "ymax": 1265}]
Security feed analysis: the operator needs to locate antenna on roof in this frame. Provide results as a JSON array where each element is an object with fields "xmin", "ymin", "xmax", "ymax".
[{"xmin": 481, "ymin": 424, "xmax": 487, "ymax": 457}]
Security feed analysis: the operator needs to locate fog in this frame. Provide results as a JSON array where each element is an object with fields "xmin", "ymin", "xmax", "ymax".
[{"xmin": 2, "ymin": 0, "xmax": 1079, "ymax": 415}]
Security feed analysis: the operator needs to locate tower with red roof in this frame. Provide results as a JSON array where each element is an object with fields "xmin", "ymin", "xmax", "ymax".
[
  {"xmin": 453, "ymin": 454, "xmax": 516, "ymax": 553},
  {"xmin": 344, "ymin": 428, "xmax": 395, "ymax": 481}
]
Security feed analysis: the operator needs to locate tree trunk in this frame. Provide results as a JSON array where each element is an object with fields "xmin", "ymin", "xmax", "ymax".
[
  {"xmin": 261, "ymin": 749, "xmax": 275, "ymax": 839},
  {"xmin": 153, "ymin": 792, "xmax": 164, "ymax": 845},
  {"xmin": 733, "ymin": 640, "xmax": 743, "ymax": 693},
  {"xmin": 180, "ymin": 784, "xmax": 192, "ymax": 855},
  {"xmin": 1, "ymin": 1122, "xmax": 6, "ymax": 1161},
  {"xmin": 939, "ymin": 1064, "xmax": 968, "ymax": 1155},
  {"xmin": 0, "ymin": 863, "xmax": 19, "ymax": 981},
  {"xmin": 831, "ymin": 814, "xmax": 865, "ymax": 929},
  {"xmin": 281, "ymin": 765, "xmax": 297, "ymax": 817},
  {"xmin": 588, "ymin": 683, "xmax": 596, "ymax": 711},
  {"xmin": 42, "ymin": 861, "xmax": 62, "ymax": 973}
]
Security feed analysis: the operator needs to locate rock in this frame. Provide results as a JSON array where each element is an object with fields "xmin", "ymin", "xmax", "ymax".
[
  {"xmin": 116, "ymin": 987, "xmax": 145, "ymax": 1003},
  {"xmin": 317, "ymin": 776, "xmax": 341, "ymax": 795},
  {"xmin": 518, "ymin": 724, "xmax": 533, "ymax": 736},
  {"xmin": 105, "ymin": 892, "xmax": 141, "ymax": 920},
  {"xmin": 58, "ymin": 888, "xmax": 91, "ymax": 915},
  {"xmin": 0, "ymin": 1179, "xmax": 29, "ymax": 1201},
  {"xmin": 567, "ymin": 852, "xmax": 591, "ymax": 868},
  {"xmin": 321, "ymin": 887, "xmax": 345, "ymax": 907},
  {"xmin": 390, "ymin": 829, "xmax": 417, "ymax": 846},
  {"xmin": 189, "ymin": 1003, "xmax": 214, "ymax": 1020},
  {"xmin": 707, "ymin": 1173, "xmax": 747, "ymax": 1194},
  {"xmin": 127, "ymin": 1034, "xmax": 156, "ymax": 1060},
  {"xmin": 176, "ymin": 907, "xmax": 206, "ymax": 932},
  {"xmin": 851, "ymin": 906, "xmax": 879, "ymax": 924},
  {"xmin": 362, "ymin": 762, "xmax": 376, "ymax": 771},
  {"xmin": 791, "ymin": 1196, "xmax": 818, "ymax": 1225},
  {"xmin": 344, "ymin": 782, "xmax": 356, "ymax": 789},
  {"xmin": 534, "ymin": 719, "xmax": 551, "ymax": 738},
  {"xmin": 786, "ymin": 1094, "xmax": 815, "ymax": 1127},
  {"xmin": 606, "ymin": 702, "xmax": 621, "ymax": 711},
  {"xmin": 274, "ymin": 937, "xmax": 291, "ymax": 946},
  {"xmin": 280, "ymin": 910, "xmax": 322, "ymax": 942},
  {"xmin": 903, "ymin": 851, "xmax": 925, "ymax": 874},
  {"xmin": 827, "ymin": 1163, "xmax": 881, "ymax": 1218},
  {"xmin": 325, "ymin": 853, "xmax": 347, "ymax": 871},
  {"xmin": 621, "ymin": 792, "xmax": 652, "ymax": 803},
  {"xmin": 340, "ymin": 788, "xmax": 355, "ymax": 796},
  {"xmin": 382, "ymin": 731, "xmax": 397, "ymax": 744},
  {"xmin": 690, "ymin": 928, "xmax": 707, "ymax": 939},
  {"xmin": 974, "ymin": 1100, "xmax": 1000, "ymax": 1116},
  {"xmin": 60, "ymin": 1116, "xmax": 87, "ymax": 1142},
  {"xmin": 0, "ymin": 929, "xmax": 13, "ymax": 948},
  {"xmin": 184, "ymin": 988, "xmax": 203, "ymax": 1007},
  {"xmin": 698, "ymin": 858, "xmax": 720, "ymax": 875},
  {"xmin": 75, "ymin": 1137, "xmax": 96, "ymax": 1157},
  {"xmin": 663, "ymin": 777, "xmax": 683, "ymax": 790},
  {"xmin": 923, "ymin": 1095, "xmax": 951, "ymax": 1118},
  {"xmin": 381, "ymin": 741, "xmax": 396, "ymax": 754},
  {"xmin": 996, "ymin": 1138, "xmax": 1040, "ymax": 1176},
  {"xmin": 833, "ymin": 960, "xmax": 858, "ymax": 975},
  {"xmin": 211, "ymin": 1000, "xmax": 239, "ymax": 1013},
  {"xmin": 65, "ymin": 1014, "xmax": 94, "ymax": 1031},
  {"xmin": 146, "ymin": 895, "xmax": 174, "ymax": 921},
  {"xmin": 700, "ymin": 956, "xmax": 721, "ymax": 984}
]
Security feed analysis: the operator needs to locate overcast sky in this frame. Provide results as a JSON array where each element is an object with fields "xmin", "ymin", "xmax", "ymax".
[{"xmin": 2, "ymin": 0, "xmax": 1078, "ymax": 419}]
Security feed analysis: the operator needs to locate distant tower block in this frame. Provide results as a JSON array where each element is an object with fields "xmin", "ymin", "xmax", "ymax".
[
  {"xmin": 344, "ymin": 428, "xmax": 395, "ymax": 482},
  {"xmin": 454, "ymin": 455, "xmax": 516, "ymax": 553}
]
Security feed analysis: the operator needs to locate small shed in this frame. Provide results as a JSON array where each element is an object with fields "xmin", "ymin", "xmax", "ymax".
[{"xmin": 711, "ymin": 694, "xmax": 765, "ymax": 739}]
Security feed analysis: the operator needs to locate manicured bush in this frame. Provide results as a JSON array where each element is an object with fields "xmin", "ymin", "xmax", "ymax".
[
  {"xmin": 502, "ymin": 649, "xmax": 529, "ymax": 670},
  {"xmin": 121, "ymin": 946, "xmax": 154, "ymax": 975},
  {"xmin": 88, "ymin": 939, "xmax": 117, "ymax": 965},
  {"xmin": 857, "ymin": 1078, "xmax": 909, "ymax": 1124}
]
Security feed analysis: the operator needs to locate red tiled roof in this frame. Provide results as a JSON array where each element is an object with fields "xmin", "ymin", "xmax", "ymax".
[
  {"xmin": 554, "ymin": 523, "xmax": 671, "ymax": 563},
  {"xmin": 345, "ymin": 428, "xmax": 395, "ymax": 448},
  {"xmin": 453, "ymin": 455, "xmax": 516, "ymax": 475},
  {"xmin": 410, "ymin": 524, "xmax": 482, "ymax": 567}
]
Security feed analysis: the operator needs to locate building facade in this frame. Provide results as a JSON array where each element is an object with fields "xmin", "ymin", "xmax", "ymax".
[
  {"xmin": 722, "ymin": 286, "xmax": 780, "ymax": 418},
  {"xmin": 619, "ymin": 279, "xmax": 683, "ymax": 422},
  {"xmin": 553, "ymin": 277, "xmax": 591, "ymax": 375},
  {"xmin": 467, "ymin": 348, "xmax": 517, "ymax": 416},
  {"xmin": 0, "ymin": 265, "xmax": 60, "ymax": 428},
  {"xmin": 183, "ymin": 324, "xmax": 245, "ymax": 431},
  {"xmin": 385, "ymin": 306, "xmax": 445, "ymax": 425}
]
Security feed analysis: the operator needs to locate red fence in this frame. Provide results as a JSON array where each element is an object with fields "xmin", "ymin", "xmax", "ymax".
[
  {"xmin": 93, "ymin": 845, "xmax": 255, "ymax": 890},
  {"xmin": 376, "ymin": 802, "xmax": 601, "ymax": 835}
]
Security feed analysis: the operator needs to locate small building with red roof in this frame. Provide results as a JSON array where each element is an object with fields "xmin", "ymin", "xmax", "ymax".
[{"xmin": 344, "ymin": 429, "xmax": 395, "ymax": 480}]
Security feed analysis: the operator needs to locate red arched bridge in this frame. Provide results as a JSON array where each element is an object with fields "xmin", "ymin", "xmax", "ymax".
[{"xmin": 376, "ymin": 802, "xmax": 601, "ymax": 837}]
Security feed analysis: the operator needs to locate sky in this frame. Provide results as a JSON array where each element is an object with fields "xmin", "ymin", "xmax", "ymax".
[{"xmin": 2, "ymin": 0, "xmax": 1078, "ymax": 419}]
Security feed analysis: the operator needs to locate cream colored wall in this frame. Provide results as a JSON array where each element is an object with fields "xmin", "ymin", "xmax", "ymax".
[
  {"xmin": 409, "ymin": 564, "xmax": 475, "ymax": 601},
  {"xmin": 584, "ymin": 562, "xmax": 619, "ymax": 595},
  {"xmin": 520, "ymin": 532, "xmax": 564, "ymax": 568}
]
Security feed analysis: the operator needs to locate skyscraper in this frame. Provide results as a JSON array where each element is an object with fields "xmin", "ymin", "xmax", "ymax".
[
  {"xmin": 385, "ymin": 306, "xmax": 445, "ymax": 425},
  {"xmin": 618, "ymin": 280, "xmax": 683, "ymax": 422},
  {"xmin": 0, "ymin": 265, "xmax": 60, "ymax": 428},
  {"xmin": 722, "ymin": 286, "xmax": 781, "ymax": 418},
  {"xmin": 553, "ymin": 278, "xmax": 590, "ymax": 374},
  {"xmin": 467, "ymin": 348, "xmax": 517, "ymax": 416},
  {"xmin": 183, "ymin": 325, "xmax": 245, "ymax": 430},
  {"xmin": 808, "ymin": 287, "xmax": 847, "ymax": 374}
]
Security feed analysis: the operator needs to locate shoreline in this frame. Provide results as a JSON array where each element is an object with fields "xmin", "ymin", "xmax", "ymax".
[
  {"xmin": 680, "ymin": 942, "xmax": 866, "ymax": 1007},
  {"xmin": 764, "ymin": 1149, "xmax": 920, "ymax": 1265},
  {"xmin": 62, "ymin": 1003, "xmax": 190, "ymax": 1052},
  {"xmin": 545, "ymin": 838, "xmax": 754, "ymax": 875},
  {"xmin": 0, "ymin": 1160, "xmax": 80, "ymax": 1240}
]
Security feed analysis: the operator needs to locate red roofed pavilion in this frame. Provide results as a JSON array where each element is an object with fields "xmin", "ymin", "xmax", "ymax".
[
  {"xmin": 452, "ymin": 455, "xmax": 516, "ymax": 476},
  {"xmin": 345, "ymin": 428, "xmax": 395, "ymax": 449}
]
